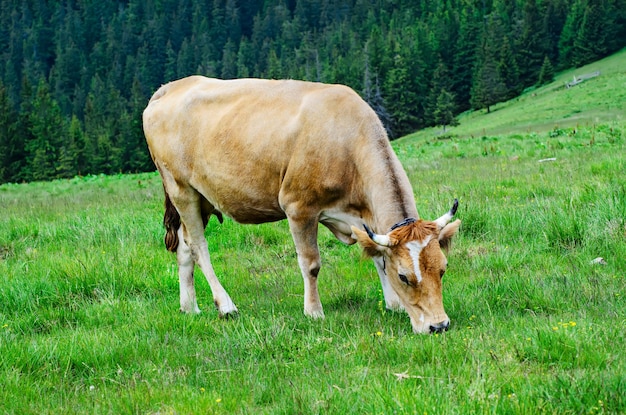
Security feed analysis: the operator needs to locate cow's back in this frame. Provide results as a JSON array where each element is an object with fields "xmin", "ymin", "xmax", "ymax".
[{"xmin": 143, "ymin": 76, "xmax": 385, "ymax": 223}]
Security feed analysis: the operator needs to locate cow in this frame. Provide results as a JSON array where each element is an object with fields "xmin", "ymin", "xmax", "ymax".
[{"xmin": 142, "ymin": 76, "xmax": 461, "ymax": 334}]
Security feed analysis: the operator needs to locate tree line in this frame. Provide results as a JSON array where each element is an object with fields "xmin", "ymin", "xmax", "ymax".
[{"xmin": 1, "ymin": 0, "xmax": 625, "ymax": 184}]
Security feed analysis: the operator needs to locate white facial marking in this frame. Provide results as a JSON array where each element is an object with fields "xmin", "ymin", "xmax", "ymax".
[
  {"xmin": 406, "ymin": 236, "xmax": 431, "ymax": 283},
  {"xmin": 420, "ymin": 313, "xmax": 425, "ymax": 323}
]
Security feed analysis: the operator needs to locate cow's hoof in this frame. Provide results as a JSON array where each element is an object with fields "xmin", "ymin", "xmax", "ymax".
[
  {"xmin": 215, "ymin": 299, "xmax": 238, "ymax": 319},
  {"xmin": 304, "ymin": 307, "xmax": 325, "ymax": 319},
  {"xmin": 180, "ymin": 304, "xmax": 201, "ymax": 314}
]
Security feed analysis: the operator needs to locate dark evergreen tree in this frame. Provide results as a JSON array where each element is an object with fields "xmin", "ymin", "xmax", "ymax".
[
  {"xmin": 26, "ymin": 78, "xmax": 66, "ymax": 181},
  {"xmin": 57, "ymin": 115, "xmax": 81, "ymax": 179},
  {"xmin": 12, "ymin": 77, "xmax": 35, "ymax": 182},
  {"xmin": 177, "ymin": 38, "xmax": 196, "ymax": 78},
  {"xmin": 236, "ymin": 37, "xmax": 255, "ymax": 78},
  {"xmin": 365, "ymin": 26, "xmax": 389, "ymax": 80},
  {"xmin": 221, "ymin": 39, "xmax": 238, "ymax": 79},
  {"xmin": 517, "ymin": 0, "xmax": 549, "ymax": 86},
  {"xmin": 425, "ymin": 60, "xmax": 454, "ymax": 127},
  {"xmin": 452, "ymin": 6, "xmax": 481, "ymax": 112},
  {"xmin": 122, "ymin": 78, "xmax": 152, "ymax": 172},
  {"xmin": 537, "ymin": 56, "xmax": 555, "ymax": 85},
  {"xmin": 558, "ymin": 0, "xmax": 585, "ymax": 68},
  {"xmin": 543, "ymin": 0, "xmax": 569, "ymax": 67},
  {"xmin": 384, "ymin": 52, "xmax": 420, "ymax": 137},
  {"xmin": 164, "ymin": 41, "xmax": 178, "ymax": 82},
  {"xmin": 67, "ymin": 115, "xmax": 88, "ymax": 176},
  {"xmin": 0, "ymin": 83, "xmax": 17, "ymax": 183},
  {"xmin": 433, "ymin": 89, "xmax": 458, "ymax": 133},
  {"xmin": 470, "ymin": 57, "xmax": 507, "ymax": 113},
  {"xmin": 498, "ymin": 37, "xmax": 522, "ymax": 100},
  {"xmin": 83, "ymin": 76, "xmax": 124, "ymax": 174},
  {"xmin": 572, "ymin": 2, "xmax": 610, "ymax": 66},
  {"xmin": 471, "ymin": 13, "xmax": 507, "ymax": 113}
]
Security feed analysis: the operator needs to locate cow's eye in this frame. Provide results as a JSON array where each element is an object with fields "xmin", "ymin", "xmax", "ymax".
[
  {"xmin": 440, "ymin": 269, "xmax": 446, "ymax": 279},
  {"xmin": 398, "ymin": 273, "xmax": 409, "ymax": 285}
]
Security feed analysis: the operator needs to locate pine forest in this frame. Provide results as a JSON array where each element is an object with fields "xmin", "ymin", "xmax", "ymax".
[{"xmin": 0, "ymin": 0, "xmax": 625, "ymax": 184}]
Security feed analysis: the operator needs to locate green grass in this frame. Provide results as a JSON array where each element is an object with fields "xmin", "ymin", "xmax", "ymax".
[{"xmin": 1, "ymin": 53, "xmax": 626, "ymax": 414}]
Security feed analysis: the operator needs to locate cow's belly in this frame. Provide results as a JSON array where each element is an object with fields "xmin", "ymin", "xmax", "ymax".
[
  {"xmin": 219, "ymin": 200, "xmax": 287, "ymax": 224},
  {"xmin": 193, "ymin": 177, "xmax": 286, "ymax": 225}
]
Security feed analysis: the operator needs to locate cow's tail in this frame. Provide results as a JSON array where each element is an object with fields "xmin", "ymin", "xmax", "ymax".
[{"xmin": 163, "ymin": 190, "xmax": 181, "ymax": 252}]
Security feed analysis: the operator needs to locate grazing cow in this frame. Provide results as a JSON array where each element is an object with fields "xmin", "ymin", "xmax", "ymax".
[{"xmin": 142, "ymin": 76, "xmax": 461, "ymax": 334}]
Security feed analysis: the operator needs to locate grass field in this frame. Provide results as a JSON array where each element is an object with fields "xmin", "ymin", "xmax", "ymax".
[{"xmin": 1, "ymin": 53, "xmax": 625, "ymax": 414}]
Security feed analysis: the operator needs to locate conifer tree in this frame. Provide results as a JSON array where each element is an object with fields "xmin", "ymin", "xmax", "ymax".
[
  {"xmin": 498, "ymin": 37, "xmax": 522, "ymax": 100},
  {"xmin": 452, "ymin": 6, "xmax": 481, "ymax": 112},
  {"xmin": 384, "ymin": 52, "xmax": 420, "ymax": 137},
  {"xmin": 164, "ymin": 41, "xmax": 178, "ymax": 82},
  {"xmin": 558, "ymin": 0, "xmax": 585, "ymax": 68},
  {"xmin": 543, "ymin": 0, "xmax": 569, "ymax": 67},
  {"xmin": 517, "ymin": 0, "xmax": 549, "ymax": 86},
  {"xmin": 572, "ymin": 2, "xmax": 609, "ymax": 66},
  {"xmin": 433, "ymin": 89, "xmax": 458, "ymax": 133},
  {"xmin": 471, "ymin": 13, "xmax": 507, "ymax": 113},
  {"xmin": 425, "ymin": 60, "xmax": 454, "ymax": 127},
  {"xmin": 26, "ymin": 78, "xmax": 66, "ymax": 181},
  {"xmin": 0, "ymin": 83, "xmax": 17, "ymax": 183},
  {"xmin": 537, "ymin": 56, "xmax": 555, "ymax": 85},
  {"xmin": 470, "ymin": 58, "xmax": 506, "ymax": 114},
  {"xmin": 221, "ymin": 39, "xmax": 238, "ymax": 79},
  {"xmin": 67, "ymin": 115, "xmax": 88, "ymax": 176}
]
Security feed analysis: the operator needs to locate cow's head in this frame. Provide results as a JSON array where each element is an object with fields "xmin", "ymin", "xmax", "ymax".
[{"xmin": 351, "ymin": 200, "xmax": 461, "ymax": 334}]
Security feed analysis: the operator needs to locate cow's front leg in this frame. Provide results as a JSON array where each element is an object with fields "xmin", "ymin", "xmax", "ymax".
[
  {"xmin": 373, "ymin": 256, "xmax": 404, "ymax": 311},
  {"xmin": 176, "ymin": 226, "xmax": 201, "ymax": 314},
  {"xmin": 287, "ymin": 215, "xmax": 324, "ymax": 318}
]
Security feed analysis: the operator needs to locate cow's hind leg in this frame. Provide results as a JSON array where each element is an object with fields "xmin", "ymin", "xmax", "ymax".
[
  {"xmin": 170, "ymin": 187, "xmax": 238, "ymax": 317},
  {"xmin": 176, "ymin": 226, "xmax": 201, "ymax": 313},
  {"xmin": 286, "ymin": 214, "xmax": 324, "ymax": 318},
  {"xmin": 164, "ymin": 192, "xmax": 201, "ymax": 313}
]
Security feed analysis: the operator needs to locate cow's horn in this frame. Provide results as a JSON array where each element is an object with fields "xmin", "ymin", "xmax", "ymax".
[
  {"xmin": 434, "ymin": 198, "xmax": 459, "ymax": 229},
  {"xmin": 363, "ymin": 224, "xmax": 391, "ymax": 247},
  {"xmin": 450, "ymin": 198, "xmax": 459, "ymax": 216}
]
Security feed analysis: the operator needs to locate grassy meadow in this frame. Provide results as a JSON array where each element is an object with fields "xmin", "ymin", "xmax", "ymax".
[{"xmin": 1, "ymin": 53, "xmax": 626, "ymax": 414}]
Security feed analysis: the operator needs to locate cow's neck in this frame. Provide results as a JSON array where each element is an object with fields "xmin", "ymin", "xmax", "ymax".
[{"xmin": 362, "ymin": 141, "xmax": 419, "ymax": 234}]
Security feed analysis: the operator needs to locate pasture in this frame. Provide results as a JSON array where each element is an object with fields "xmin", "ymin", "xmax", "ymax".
[
  {"xmin": 1, "ymin": 50, "xmax": 626, "ymax": 413},
  {"xmin": 1, "ymin": 122, "xmax": 624, "ymax": 414}
]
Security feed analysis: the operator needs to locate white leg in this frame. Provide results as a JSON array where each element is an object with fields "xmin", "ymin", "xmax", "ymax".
[
  {"xmin": 373, "ymin": 257, "xmax": 404, "ymax": 311},
  {"xmin": 177, "ymin": 227, "xmax": 201, "ymax": 314},
  {"xmin": 174, "ymin": 201, "xmax": 237, "ymax": 317},
  {"xmin": 187, "ymin": 235, "xmax": 238, "ymax": 317}
]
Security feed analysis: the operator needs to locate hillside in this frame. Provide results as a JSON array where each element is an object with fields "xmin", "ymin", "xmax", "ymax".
[{"xmin": 404, "ymin": 47, "xmax": 626, "ymax": 142}]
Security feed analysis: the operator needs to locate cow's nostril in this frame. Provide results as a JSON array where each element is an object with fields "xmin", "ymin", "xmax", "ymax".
[{"xmin": 429, "ymin": 321, "xmax": 450, "ymax": 334}]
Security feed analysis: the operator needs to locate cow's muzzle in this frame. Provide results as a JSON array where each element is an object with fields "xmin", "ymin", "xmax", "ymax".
[{"xmin": 429, "ymin": 320, "xmax": 450, "ymax": 334}]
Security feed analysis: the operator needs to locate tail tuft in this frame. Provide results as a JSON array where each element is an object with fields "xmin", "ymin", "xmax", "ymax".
[{"xmin": 163, "ymin": 191, "xmax": 180, "ymax": 252}]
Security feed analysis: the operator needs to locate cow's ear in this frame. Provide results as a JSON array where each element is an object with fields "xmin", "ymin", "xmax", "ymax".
[
  {"xmin": 438, "ymin": 219, "xmax": 461, "ymax": 253},
  {"xmin": 351, "ymin": 226, "xmax": 388, "ymax": 257}
]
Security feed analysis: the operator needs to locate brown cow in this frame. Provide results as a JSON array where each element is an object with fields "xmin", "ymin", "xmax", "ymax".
[{"xmin": 142, "ymin": 76, "xmax": 461, "ymax": 334}]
